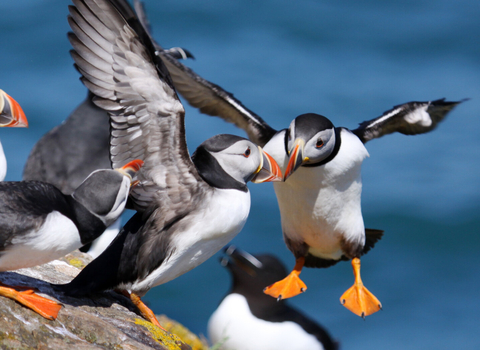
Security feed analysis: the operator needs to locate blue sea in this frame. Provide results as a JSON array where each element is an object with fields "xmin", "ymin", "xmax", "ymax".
[{"xmin": 1, "ymin": 0, "xmax": 479, "ymax": 348}]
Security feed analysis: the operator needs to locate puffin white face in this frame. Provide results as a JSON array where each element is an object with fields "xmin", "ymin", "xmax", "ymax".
[
  {"xmin": 211, "ymin": 139, "xmax": 281, "ymax": 184},
  {"xmin": 284, "ymin": 113, "xmax": 337, "ymax": 180},
  {"xmin": 194, "ymin": 134, "xmax": 282, "ymax": 191},
  {"xmin": 72, "ymin": 159, "xmax": 143, "ymax": 226}
]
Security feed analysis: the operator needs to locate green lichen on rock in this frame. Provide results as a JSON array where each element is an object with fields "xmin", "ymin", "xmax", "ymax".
[
  {"xmin": 157, "ymin": 315, "xmax": 209, "ymax": 350},
  {"xmin": 135, "ymin": 318, "xmax": 191, "ymax": 350}
]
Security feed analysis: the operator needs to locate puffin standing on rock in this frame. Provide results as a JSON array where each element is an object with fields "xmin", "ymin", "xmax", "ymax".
[
  {"xmin": 142, "ymin": 27, "xmax": 465, "ymax": 316},
  {"xmin": 0, "ymin": 159, "xmax": 143, "ymax": 320},
  {"xmin": 0, "ymin": 89, "xmax": 28, "ymax": 181},
  {"xmin": 208, "ymin": 246, "xmax": 338, "ymax": 350},
  {"xmin": 55, "ymin": 0, "xmax": 282, "ymax": 328}
]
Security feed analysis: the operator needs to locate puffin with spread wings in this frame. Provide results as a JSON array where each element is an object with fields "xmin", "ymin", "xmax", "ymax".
[
  {"xmin": 55, "ymin": 0, "xmax": 282, "ymax": 328},
  {"xmin": 132, "ymin": 1, "xmax": 465, "ymax": 317}
]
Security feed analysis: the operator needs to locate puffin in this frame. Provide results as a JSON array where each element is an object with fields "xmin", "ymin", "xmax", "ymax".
[
  {"xmin": 54, "ymin": 0, "xmax": 282, "ymax": 329},
  {"xmin": 208, "ymin": 245, "xmax": 338, "ymax": 350},
  {"xmin": 0, "ymin": 158, "xmax": 143, "ymax": 320},
  {"xmin": 0, "ymin": 89, "xmax": 28, "ymax": 181},
  {"xmin": 128, "ymin": 7, "xmax": 465, "ymax": 316}
]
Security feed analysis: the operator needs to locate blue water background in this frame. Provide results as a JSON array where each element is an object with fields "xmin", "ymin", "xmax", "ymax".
[{"xmin": 1, "ymin": 0, "xmax": 479, "ymax": 348}]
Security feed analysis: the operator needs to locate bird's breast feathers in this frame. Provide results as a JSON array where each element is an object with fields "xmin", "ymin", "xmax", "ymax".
[{"xmin": 274, "ymin": 130, "xmax": 368, "ymax": 258}]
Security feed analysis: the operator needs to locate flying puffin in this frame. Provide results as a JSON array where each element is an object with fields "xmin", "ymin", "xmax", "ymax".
[
  {"xmin": 54, "ymin": 0, "xmax": 282, "ymax": 328},
  {"xmin": 208, "ymin": 245, "xmax": 338, "ymax": 350},
  {"xmin": 130, "ymin": 6, "xmax": 465, "ymax": 316},
  {"xmin": 0, "ymin": 89, "xmax": 28, "ymax": 181},
  {"xmin": 0, "ymin": 158, "xmax": 142, "ymax": 320}
]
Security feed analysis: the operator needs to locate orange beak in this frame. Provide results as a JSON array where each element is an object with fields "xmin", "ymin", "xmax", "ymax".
[
  {"xmin": 0, "ymin": 90, "xmax": 28, "ymax": 127},
  {"xmin": 284, "ymin": 138, "xmax": 306, "ymax": 180},
  {"xmin": 251, "ymin": 146, "xmax": 283, "ymax": 183},
  {"xmin": 115, "ymin": 159, "xmax": 144, "ymax": 185}
]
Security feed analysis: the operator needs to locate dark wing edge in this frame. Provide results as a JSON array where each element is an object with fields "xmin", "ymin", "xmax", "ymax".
[
  {"xmin": 133, "ymin": 0, "xmax": 277, "ymax": 147},
  {"xmin": 353, "ymin": 98, "xmax": 468, "ymax": 143}
]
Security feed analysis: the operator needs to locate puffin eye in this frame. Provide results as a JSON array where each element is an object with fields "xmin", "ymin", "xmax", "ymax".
[
  {"xmin": 243, "ymin": 147, "xmax": 251, "ymax": 158},
  {"xmin": 315, "ymin": 139, "xmax": 324, "ymax": 148}
]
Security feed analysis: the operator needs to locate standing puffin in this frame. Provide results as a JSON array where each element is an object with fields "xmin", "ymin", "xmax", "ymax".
[
  {"xmin": 0, "ymin": 159, "xmax": 142, "ymax": 320},
  {"xmin": 208, "ymin": 245, "xmax": 338, "ymax": 350},
  {"xmin": 55, "ymin": 0, "xmax": 282, "ymax": 328},
  {"xmin": 0, "ymin": 89, "xmax": 28, "ymax": 181},
  {"xmin": 132, "ymin": 15, "xmax": 465, "ymax": 316}
]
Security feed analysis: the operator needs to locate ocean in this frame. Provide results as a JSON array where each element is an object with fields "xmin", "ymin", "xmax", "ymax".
[{"xmin": 0, "ymin": 0, "xmax": 479, "ymax": 348}]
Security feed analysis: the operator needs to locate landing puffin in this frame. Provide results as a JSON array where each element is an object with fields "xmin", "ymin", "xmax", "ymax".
[
  {"xmin": 0, "ymin": 89, "xmax": 28, "ymax": 181},
  {"xmin": 55, "ymin": 0, "xmax": 282, "ymax": 328},
  {"xmin": 0, "ymin": 159, "xmax": 142, "ymax": 320},
  {"xmin": 208, "ymin": 246, "xmax": 338, "ymax": 350},
  {"xmin": 131, "ymin": 12, "xmax": 465, "ymax": 317}
]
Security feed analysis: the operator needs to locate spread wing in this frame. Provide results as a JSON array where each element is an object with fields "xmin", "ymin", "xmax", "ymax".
[
  {"xmin": 353, "ymin": 99, "xmax": 466, "ymax": 143},
  {"xmin": 68, "ymin": 0, "xmax": 207, "ymax": 212},
  {"xmin": 133, "ymin": 0, "xmax": 277, "ymax": 147}
]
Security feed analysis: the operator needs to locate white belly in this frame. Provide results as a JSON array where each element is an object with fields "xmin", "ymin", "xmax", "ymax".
[
  {"xmin": 208, "ymin": 293, "xmax": 325, "ymax": 350},
  {"xmin": 273, "ymin": 130, "xmax": 369, "ymax": 259},
  {"xmin": 129, "ymin": 189, "xmax": 251, "ymax": 292},
  {"xmin": 0, "ymin": 211, "xmax": 81, "ymax": 271}
]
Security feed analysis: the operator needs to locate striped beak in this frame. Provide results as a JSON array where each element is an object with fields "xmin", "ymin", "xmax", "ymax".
[
  {"xmin": 115, "ymin": 159, "xmax": 144, "ymax": 185},
  {"xmin": 0, "ymin": 90, "xmax": 28, "ymax": 127},
  {"xmin": 251, "ymin": 146, "xmax": 283, "ymax": 183},
  {"xmin": 284, "ymin": 138, "xmax": 306, "ymax": 180},
  {"xmin": 221, "ymin": 245, "xmax": 263, "ymax": 277}
]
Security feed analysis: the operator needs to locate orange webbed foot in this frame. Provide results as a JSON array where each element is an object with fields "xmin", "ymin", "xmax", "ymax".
[
  {"xmin": 123, "ymin": 291, "xmax": 167, "ymax": 331},
  {"xmin": 0, "ymin": 284, "xmax": 62, "ymax": 320},
  {"xmin": 264, "ymin": 257, "xmax": 307, "ymax": 300},
  {"xmin": 340, "ymin": 257, "xmax": 382, "ymax": 318}
]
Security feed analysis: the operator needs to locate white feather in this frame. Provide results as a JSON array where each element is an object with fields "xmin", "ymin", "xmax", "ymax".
[
  {"xmin": 208, "ymin": 293, "xmax": 325, "ymax": 350},
  {"xmin": 0, "ymin": 211, "xmax": 81, "ymax": 271}
]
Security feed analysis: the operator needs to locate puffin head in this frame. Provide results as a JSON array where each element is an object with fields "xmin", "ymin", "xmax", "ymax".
[
  {"xmin": 284, "ymin": 113, "xmax": 338, "ymax": 180},
  {"xmin": 192, "ymin": 134, "xmax": 282, "ymax": 192},
  {"xmin": 72, "ymin": 159, "xmax": 143, "ymax": 226},
  {"xmin": 0, "ymin": 90, "xmax": 28, "ymax": 128}
]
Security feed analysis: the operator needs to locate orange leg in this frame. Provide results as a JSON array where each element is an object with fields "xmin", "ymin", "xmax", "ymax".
[
  {"xmin": 340, "ymin": 257, "xmax": 382, "ymax": 318},
  {"xmin": 0, "ymin": 283, "xmax": 62, "ymax": 320},
  {"xmin": 121, "ymin": 290, "xmax": 167, "ymax": 331},
  {"xmin": 264, "ymin": 257, "xmax": 307, "ymax": 300}
]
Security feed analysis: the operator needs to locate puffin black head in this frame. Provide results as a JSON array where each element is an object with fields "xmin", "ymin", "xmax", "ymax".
[
  {"xmin": 192, "ymin": 134, "xmax": 282, "ymax": 192},
  {"xmin": 222, "ymin": 245, "xmax": 287, "ymax": 301},
  {"xmin": 284, "ymin": 113, "xmax": 339, "ymax": 180},
  {"xmin": 72, "ymin": 159, "xmax": 143, "ymax": 226}
]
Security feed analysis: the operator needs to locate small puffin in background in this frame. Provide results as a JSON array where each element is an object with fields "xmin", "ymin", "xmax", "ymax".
[
  {"xmin": 139, "ymin": 14, "xmax": 465, "ymax": 316},
  {"xmin": 54, "ymin": 0, "xmax": 282, "ymax": 329},
  {"xmin": 0, "ymin": 89, "xmax": 28, "ymax": 181},
  {"xmin": 208, "ymin": 245, "xmax": 338, "ymax": 350},
  {"xmin": 0, "ymin": 159, "xmax": 142, "ymax": 320}
]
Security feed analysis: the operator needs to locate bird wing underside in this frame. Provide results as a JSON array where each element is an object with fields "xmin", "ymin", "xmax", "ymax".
[
  {"xmin": 353, "ymin": 99, "xmax": 465, "ymax": 143},
  {"xmin": 133, "ymin": 0, "xmax": 276, "ymax": 147},
  {"xmin": 68, "ymin": 0, "xmax": 207, "ymax": 211}
]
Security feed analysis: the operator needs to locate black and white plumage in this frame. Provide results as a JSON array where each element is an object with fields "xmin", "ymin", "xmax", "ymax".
[
  {"xmin": 55, "ymin": 0, "xmax": 281, "ymax": 327},
  {"xmin": 208, "ymin": 246, "xmax": 338, "ymax": 350},
  {"xmin": 0, "ymin": 159, "xmax": 141, "ymax": 319},
  {"xmin": 0, "ymin": 89, "xmax": 28, "ymax": 181},
  {"xmin": 130, "ymin": 4, "xmax": 465, "ymax": 316}
]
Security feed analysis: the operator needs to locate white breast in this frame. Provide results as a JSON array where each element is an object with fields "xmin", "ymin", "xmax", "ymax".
[
  {"xmin": 273, "ymin": 130, "xmax": 369, "ymax": 259},
  {"xmin": 128, "ymin": 188, "xmax": 251, "ymax": 293},
  {"xmin": 0, "ymin": 141, "xmax": 6, "ymax": 181},
  {"xmin": 208, "ymin": 293, "xmax": 325, "ymax": 350},
  {"xmin": 0, "ymin": 211, "xmax": 81, "ymax": 271}
]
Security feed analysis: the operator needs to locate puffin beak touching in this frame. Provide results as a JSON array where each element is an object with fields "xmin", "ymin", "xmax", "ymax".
[
  {"xmin": 250, "ymin": 147, "xmax": 283, "ymax": 183},
  {"xmin": 0, "ymin": 90, "xmax": 28, "ymax": 128},
  {"xmin": 284, "ymin": 138, "xmax": 306, "ymax": 180}
]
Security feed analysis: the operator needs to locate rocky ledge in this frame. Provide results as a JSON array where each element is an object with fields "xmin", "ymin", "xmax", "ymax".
[{"xmin": 0, "ymin": 251, "xmax": 208, "ymax": 350}]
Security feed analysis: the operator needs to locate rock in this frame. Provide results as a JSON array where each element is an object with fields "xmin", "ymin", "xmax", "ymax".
[{"xmin": 0, "ymin": 251, "xmax": 209, "ymax": 350}]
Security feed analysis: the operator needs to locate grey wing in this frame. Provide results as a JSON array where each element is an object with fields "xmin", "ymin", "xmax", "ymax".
[
  {"xmin": 68, "ymin": 0, "xmax": 205, "ymax": 211},
  {"xmin": 353, "ymin": 98, "xmax": 466, "ymax": 143},
  {"xmin": 133, "ymin": 0, "xmax": 276, "ymax": 147}
]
